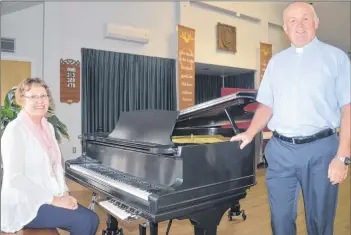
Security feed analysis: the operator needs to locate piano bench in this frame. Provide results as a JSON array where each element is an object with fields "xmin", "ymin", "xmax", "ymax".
[{"xmin": 1, "ymin": 229, "xmax": 59, "ymax": 235}]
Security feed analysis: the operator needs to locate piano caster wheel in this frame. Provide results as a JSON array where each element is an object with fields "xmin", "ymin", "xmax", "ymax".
[
  {"xmin": 228, "ymin": 209, "xmax": 246, "ymax": 221},
  {"xmin": 241, "ymin": 210, "xmax": 247, "ymax": 220}
]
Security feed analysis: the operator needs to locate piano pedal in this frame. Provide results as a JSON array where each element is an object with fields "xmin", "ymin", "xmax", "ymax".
[
  {"xmin": 102, "ymin": 215, "xmax": 124, "ymax": 235},
  {"xmin": 228, "ymin": 204, "xmax": 247, "ymax": 221},
  {"xmin": 88, "ymin": 192, "xmax": 100, "ymax": 211},
  {"xmin": 138, "ymin": 221, "xmax": 159, "ymax": 235}
]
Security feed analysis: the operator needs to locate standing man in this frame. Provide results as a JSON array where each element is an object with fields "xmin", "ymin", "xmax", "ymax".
[{"xmin": 231, "ymin": 2, "xmax": 350, "ymax": 235}]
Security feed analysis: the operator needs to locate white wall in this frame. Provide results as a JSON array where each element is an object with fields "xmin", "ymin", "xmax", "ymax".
[
  {"xmin": 268, "ymin": 23, "xmax": 291, "ymax": 55},
  {"xmin": 1, "ymin": 4, "xmax": 44, "ymax": 78},
  {"xmin": 181, "ymin": 1, "xmax": 260, "ymax": 70},
  {"xmin": 313, "ymin": 2, "xmax": 351, "ymax": 53},
  {"xmin": 201, "ymin": 1, "xmax": 289, "ymax": 26}
]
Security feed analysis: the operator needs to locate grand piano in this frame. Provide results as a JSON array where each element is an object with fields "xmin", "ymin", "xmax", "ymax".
[{"xmin": 65, "ymin": 91, "xmax": 261, "ymax": 235}]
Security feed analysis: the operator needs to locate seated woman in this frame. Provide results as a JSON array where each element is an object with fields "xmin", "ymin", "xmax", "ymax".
[{"xmin": 1, "ymin": 78, "xmax": 99, "ymax": 234}]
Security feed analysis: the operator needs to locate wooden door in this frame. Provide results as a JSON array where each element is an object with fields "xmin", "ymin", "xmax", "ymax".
[{"xmin": 0, "ymin": 60, "xmax": 31, "ymax": 105}]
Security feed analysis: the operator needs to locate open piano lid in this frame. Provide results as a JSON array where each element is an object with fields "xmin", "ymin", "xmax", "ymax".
[
  {"xmin": 176, "ymin": 91, "xmax": 257, "ymax": 128},
  {"xmin": 107, "ymin": 91, "xmax": 257, "ymax": 147}
]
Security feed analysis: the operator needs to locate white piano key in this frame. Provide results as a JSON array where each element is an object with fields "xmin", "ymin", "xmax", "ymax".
[{"xmin": 70, "ymin": 164, "xmax": 151, "ymax": 201}]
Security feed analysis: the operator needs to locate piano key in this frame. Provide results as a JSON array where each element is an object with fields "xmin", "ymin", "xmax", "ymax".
[{"xmin": 69, "ymin": 164, "xmax": 151, "ymax": 201}]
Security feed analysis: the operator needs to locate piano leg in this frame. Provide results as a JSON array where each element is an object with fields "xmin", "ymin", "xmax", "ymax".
[
  {"xmin": 194, "ymin": 227, "xmax": 217, "ymax": 235},
  {"xmin": 228, "ymin": 202, "xmax": 247, "ymax": 221},
  {"xmin": 139, "ymin": 223, "xmax": 146, "ymax": 235},
  {"xmin": 189, "ymin": 204, "xmax": 229, "ymax": 235},
  {"xmin": 138, "ymin": 222, "xmax": 158, "ymax": 235},
  {"xmin": 102, "ymin": 214, "xmax": 124, "ymax": 235},
  {"xmin": 228, "ymin": 192, "xmax": 247, "ymax": 221},
  {"xmin": 150, "ymin": 222, "xmax": 158, "ymax": 235}
]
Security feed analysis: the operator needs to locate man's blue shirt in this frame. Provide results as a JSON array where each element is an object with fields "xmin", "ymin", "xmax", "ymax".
[{"xmin": 256, "ymin": 37, "xmax": 350, "ymax": 137}]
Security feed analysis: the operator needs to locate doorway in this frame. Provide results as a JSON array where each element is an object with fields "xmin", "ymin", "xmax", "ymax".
[{"xmin": 1, "ymin": 60, "xmax": 31, "ymax": 105}]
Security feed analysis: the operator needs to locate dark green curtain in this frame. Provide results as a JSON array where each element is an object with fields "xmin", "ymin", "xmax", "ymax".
[
  {"xmin": 224, "ymin": 71, "xmax": 255, "ymax": 89},
  {"xmin": 195, "ymin": 74, "xmax": 222, "ymax": 104},
  {"xmin": 81, "ymin": 48, "xmax": 177, "ymax": 134}
]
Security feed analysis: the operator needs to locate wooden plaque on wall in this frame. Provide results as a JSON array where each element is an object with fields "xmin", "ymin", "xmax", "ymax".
[
  {"xmin": 217, "ymin": 23, "xmax": 237, "ymax": 53},
  {"xmin": 177, "ymin": 24, "xmax": 195, "ymax": 110},
  {"xmin": 60, "ymin": 59, "xmax": 80, "ymax": 104},
  {"xmin": 259, "ymin": 42, "xmax": 272, "ymax": 81}
]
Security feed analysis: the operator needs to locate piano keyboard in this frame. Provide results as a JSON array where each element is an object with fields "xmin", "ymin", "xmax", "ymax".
[
  {"xmin": 69, "ymin": 164, "xmax": 151, "ymax": 201},
  {"xmin": 98, "ymin": 198, "xmax": 141, "ymax": 221}
]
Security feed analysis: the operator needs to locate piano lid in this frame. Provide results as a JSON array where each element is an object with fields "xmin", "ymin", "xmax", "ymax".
[
  {"xmin": 174, "ymin": 91, "xmax": 257, "ymax": 129},
  {"xmin": 106, "ymin": 91, "xmax": 256, "ymax": 146}
]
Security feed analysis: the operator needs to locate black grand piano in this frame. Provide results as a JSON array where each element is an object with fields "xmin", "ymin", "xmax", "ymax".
[{"xmin": 65, "ymin": 91, "xmax": 261, "ymax": 235}]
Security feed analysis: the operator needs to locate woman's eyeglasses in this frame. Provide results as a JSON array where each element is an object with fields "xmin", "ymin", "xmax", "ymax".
[{"xmin": 23, "ymin": 94, "xmax": 50, "ymax": 101}]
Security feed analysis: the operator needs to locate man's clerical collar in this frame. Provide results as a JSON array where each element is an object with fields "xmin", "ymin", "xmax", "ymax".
[
  {"xmin": 291, "ymin": 37, "xmax": 318, "ymax": 54},
  {"xmin": 296, "ymin": 47, "xmax": 304, "ymax": 54}
]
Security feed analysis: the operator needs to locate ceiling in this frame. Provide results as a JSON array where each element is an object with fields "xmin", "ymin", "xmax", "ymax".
[
  {"xmin": 195, "ymin": 62, "xmax": 253, "ymax": 77},
  {"xmin": 0, "ymin": 1, "xmax": 43, "ymax": 16}
]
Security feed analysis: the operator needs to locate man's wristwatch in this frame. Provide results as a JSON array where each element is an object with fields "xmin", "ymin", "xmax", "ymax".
[{"xmin": 338, "ymin": 156, "xmax": 351, "ymax": 166}]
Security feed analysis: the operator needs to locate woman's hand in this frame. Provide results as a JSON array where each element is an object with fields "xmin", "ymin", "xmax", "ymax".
[{"xmin": 51, "ymin": 195, "xmax": 78, "ymax": 210}]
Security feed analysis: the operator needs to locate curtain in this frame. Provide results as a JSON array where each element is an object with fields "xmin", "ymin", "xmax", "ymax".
[
  {"xmin": 195, "ymin": 74, "xmax": 222, "ymax": 104},
  {"xmin": 81, "ymin": 48, "xmax": 177, "ymax": 134},
  {"xmin": 224, "ymin": 71, "xmax": 255, "ymax": 89}
]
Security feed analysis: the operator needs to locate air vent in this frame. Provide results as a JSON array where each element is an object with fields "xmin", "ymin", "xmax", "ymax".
[{"xmin": 1, "ymin": 37, "xmax": 15, "ymax": 53}]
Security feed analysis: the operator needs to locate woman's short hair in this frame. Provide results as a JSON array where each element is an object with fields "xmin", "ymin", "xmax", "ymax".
[{"xmin": 15, "ymin": 78, "xmax": 52, "ymax": 106}]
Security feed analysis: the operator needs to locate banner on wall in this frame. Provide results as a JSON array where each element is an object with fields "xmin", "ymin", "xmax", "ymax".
[
  {"xmin": 259, "ymin": 42, "xmax": 272, "ymax": 81},
  {"xmin": 177, "ymin": 24, "xmax": 195, "ymax": 110},
  {"xmin": 60, "ymin": 58, "xmax": 80, "ymax": 104}
]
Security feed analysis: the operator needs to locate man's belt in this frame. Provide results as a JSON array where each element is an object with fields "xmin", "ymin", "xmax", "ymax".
[{"xmin": 272, "ymin": 128, "xmax": 336, "ymax": 144}]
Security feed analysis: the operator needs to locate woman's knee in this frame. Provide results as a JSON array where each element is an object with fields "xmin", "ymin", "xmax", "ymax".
[
  {"xmin": 70, "ymin": 207, "xmax": 99, "ymax": 235},
  {"xmin": 79, "ymin": 206, "xmax": 99, "ymax": 232},
  {"xmin": 89, "ymin": 210, "xmax": 100, "ymax": 232}
]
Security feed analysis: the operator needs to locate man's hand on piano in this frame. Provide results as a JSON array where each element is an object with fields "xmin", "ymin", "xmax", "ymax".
[
  {"xmin": 230, "ymin": 131, "xmax": 254, "ymax": 149},
  {"xmin": 51, "ymin": 195, "xmax": 78, "ymax": 210}
]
